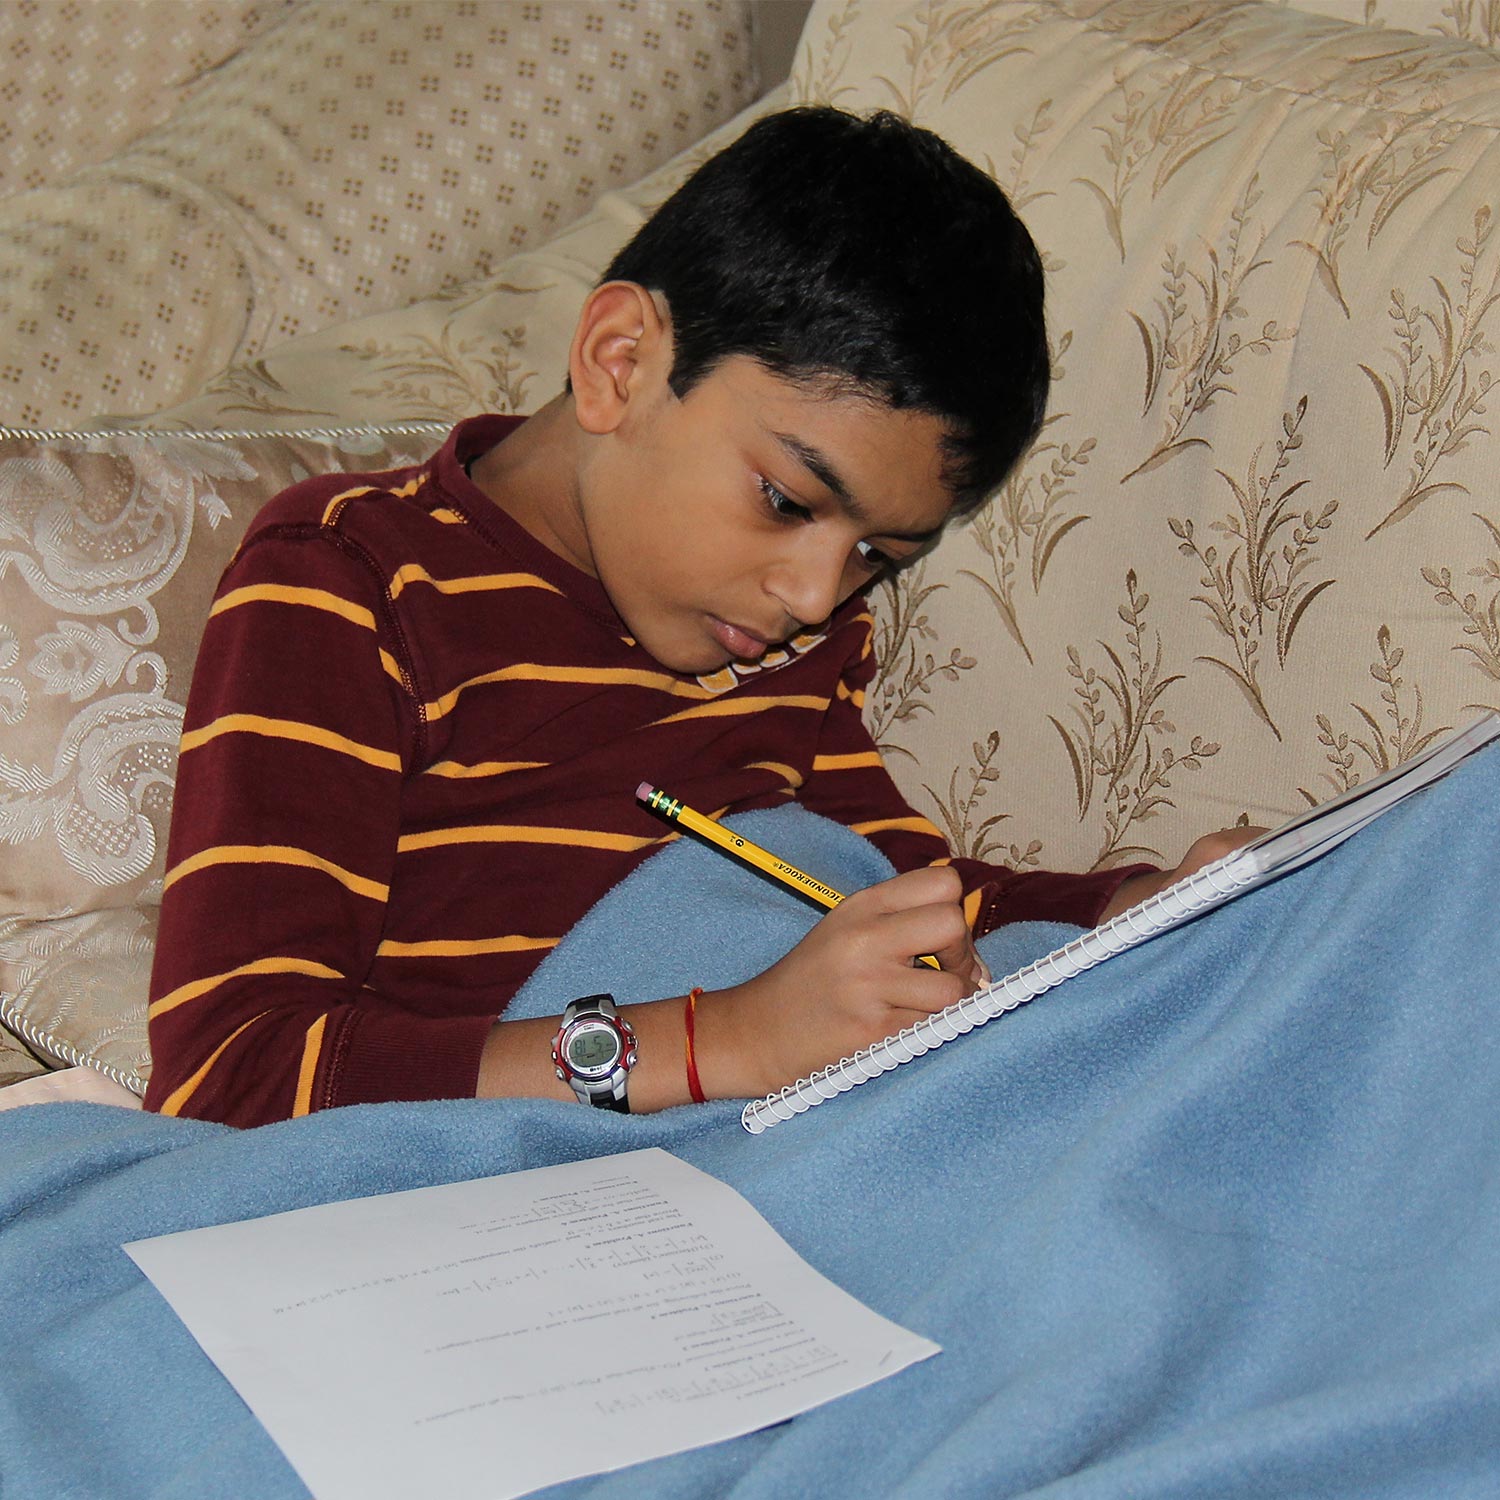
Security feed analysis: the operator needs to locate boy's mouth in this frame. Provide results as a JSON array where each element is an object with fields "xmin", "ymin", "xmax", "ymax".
[{"xmin": 707, "ymin": 615, "xmax": 772, "ymax": 660}]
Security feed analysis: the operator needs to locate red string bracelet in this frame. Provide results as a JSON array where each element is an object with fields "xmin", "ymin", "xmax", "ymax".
[{"xmin": 684, "ymin": 987, "xmax": 706, "ymax": 1104}]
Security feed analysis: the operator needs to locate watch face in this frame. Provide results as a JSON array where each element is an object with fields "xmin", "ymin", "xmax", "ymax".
[{"xmin": 564, "ymin": 1020, "xmax": 622, "ymax": 1077}]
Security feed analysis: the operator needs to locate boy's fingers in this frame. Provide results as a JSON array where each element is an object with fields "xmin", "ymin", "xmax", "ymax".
[
  {"xmin": 1177, "ymin": 825, "xmax": 1269, "ymax": 877},
  {"xmin": 873, "ymin": 898, "xmax": 971, "ymax": 968},
  {"xmin": 855, "ymin": 864, "xmax": 964, "ymax": 915},
  {"xmin": 879, "ymin": 966, "xmax": 972, "ymax": 1017},
  {"xmin": 923, "ymin": 942, "xmax": 984, "ymax": 990}
]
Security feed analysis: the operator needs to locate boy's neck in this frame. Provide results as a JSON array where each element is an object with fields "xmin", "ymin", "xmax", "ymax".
[{"xmin": 468, "ymin": 394, "xmax": 595, "ymax": 578}]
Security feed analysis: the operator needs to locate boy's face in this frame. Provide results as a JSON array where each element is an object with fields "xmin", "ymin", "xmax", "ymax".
[{"xmin": 576, "ymin": 354, "xmax": 956, "ymax": 676}]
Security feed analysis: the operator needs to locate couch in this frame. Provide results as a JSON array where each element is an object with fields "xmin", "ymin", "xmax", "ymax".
[
  {"xmin": 2, "ymin": 0, "xmax": 1498, "ymax": 1100},
  {"xmin": 0, "ymin": 0, "xmax": 762, "ymax": 1088}
]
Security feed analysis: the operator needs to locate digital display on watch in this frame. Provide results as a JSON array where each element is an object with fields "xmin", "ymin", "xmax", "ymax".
[{"xmin": 566, "ymin": 1025, "xmax": 620, "ymax": 1071}]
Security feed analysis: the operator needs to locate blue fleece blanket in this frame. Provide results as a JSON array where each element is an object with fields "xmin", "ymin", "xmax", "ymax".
[{"xmin": 5, "ymin": 747, "xmax": 1500, "ymax": 1500}]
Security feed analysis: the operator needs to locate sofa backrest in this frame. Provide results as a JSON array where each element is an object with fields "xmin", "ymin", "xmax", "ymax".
[
  {"xmin": 783, "ymin": 0, "xmax": 1500, "ymax": 876},
  {"xmin": 142, "ymin": 0, "xmax": 1500, "ymax": 869}
]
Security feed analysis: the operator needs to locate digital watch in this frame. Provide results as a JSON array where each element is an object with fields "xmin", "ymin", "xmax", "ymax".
[{"xmin": 551, "ymin": 993, "xmax": 638, "ymax": 1111}]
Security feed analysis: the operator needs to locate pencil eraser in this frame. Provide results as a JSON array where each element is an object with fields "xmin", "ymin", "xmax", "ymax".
[{"xmin": 636, "ymin": 781, "xmax": 654, "ymax": 802}]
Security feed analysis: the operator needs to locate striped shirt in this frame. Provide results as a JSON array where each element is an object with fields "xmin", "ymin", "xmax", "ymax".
[{"xmin": 144, "ymin": 415, "xmax": 1143, "ymax": 1126}]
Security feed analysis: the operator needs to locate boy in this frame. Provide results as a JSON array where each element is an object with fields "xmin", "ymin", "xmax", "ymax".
[{"xmin": 145, "ymin": 108, "xmax": 1253, "ymax": 1128}]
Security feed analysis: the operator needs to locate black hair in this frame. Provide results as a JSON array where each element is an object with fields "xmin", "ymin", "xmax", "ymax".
[{"xmin": 601, "ymin": 106, "xmax": 1048, "ymax": 510}]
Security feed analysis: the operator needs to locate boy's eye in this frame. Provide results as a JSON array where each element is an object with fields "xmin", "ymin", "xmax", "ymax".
[
  {"xmin": 757, "ymin": 476, "xmax": 898, "ymax": 571},
  {"xmin": 758, "ymin": 476, "xmax": 812, "ymax": 523}
]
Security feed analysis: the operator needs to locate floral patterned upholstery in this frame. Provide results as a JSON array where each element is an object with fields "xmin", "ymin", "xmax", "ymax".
[
  {"xmin": 4, "ymin": 0, "xmax": 1498, "ymax": 1092},
  {"xmin": 0, "ymin": 424, "xmax": 450, "ymax": 1087},
  {"xmin": 786, "ymin": 0, "xmax": 1500, "ymax": 875}
]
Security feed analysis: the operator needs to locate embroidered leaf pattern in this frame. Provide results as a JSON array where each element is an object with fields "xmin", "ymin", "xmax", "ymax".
[
  {"xmin": 1299, "ymin": 116, "xmax": 1461, "ymax": 316},
  {"xmin": 1124, "ymin": 176, "xmax": 1296, "ymax": 481},
  {"xmin": 1361, "ymin": 206, "xmax": 1499, "ymax": 538},
  {"xmin": 874, "ymin": 0, "xmax": 1041, "ymax": 118},
  {"xmin": 1075, "ymin": 61, "xmax": 1239, "ymax": 261},
  {"xmin": 1170, "ymin": 398, "xmax": 1337, "ymax": 738},
  {"xmin": 868, "ymin": 561, "xmax": 975, "ymax": 759},
  {"xmin": 1424, "ymin": 512, "xmax": 1500, "ymax": 685},
  {"xmin": 1048, "ymin": 572, "xmax": 1220, "ymax": 866},
  {"xmin": 1436, "ymin": 0, "xmax": 1500, "ymax": 50},
  {"xmin": 922, "ymin": 730, "xmax": 1025, "ymax": 864},
  {"xmin": 961, "ymin": 398, "xmax": 1094, "ymax": 664},
  {"xmin": 1302, "ymin": 627, "xmax": 1452, "ymax": 803},
  {"xmin": 340, "ymin": 326, "xmax": 535, "ymax": 422}
]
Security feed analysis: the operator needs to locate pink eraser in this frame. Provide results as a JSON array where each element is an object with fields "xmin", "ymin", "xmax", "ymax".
[{"xmin": 636, "ymin": 781, "xmax": 655, "ymax": 802}]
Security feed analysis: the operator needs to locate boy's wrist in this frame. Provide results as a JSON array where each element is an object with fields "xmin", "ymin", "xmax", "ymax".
[{"xmin": 686, "ymin": 984, "xmax": 764, "ymax": 1101}]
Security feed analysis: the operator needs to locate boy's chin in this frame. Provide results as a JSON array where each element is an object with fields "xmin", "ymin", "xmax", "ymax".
[
  {"xmin": 628, "ymin": 630, "xmax": 717, "ymax": 677},
  {"xmin": 631, "ymin": 619, "xmax": 764, "ymax": 677},
  {"xmin": 654, "ymin": 644, "xmax": 740, "ymax": 677}
]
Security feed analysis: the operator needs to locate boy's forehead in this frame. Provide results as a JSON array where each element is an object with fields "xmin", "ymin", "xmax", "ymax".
[{"xmin": 707, "ymin": 357, "xmax": 958, "ymax": 532}]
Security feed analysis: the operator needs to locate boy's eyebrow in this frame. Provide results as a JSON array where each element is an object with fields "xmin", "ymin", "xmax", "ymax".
[{"xmin": 771, "ymin": 430, "xmax": 941, "ymax": 541}]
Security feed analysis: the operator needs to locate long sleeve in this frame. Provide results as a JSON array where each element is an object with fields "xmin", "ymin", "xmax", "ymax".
[
  {"xmin": 797, "ymin": 607, "xmax": 1154, "ymax": 933},
  {"xmin": 144, "ymin": 522, "xmax": 493, "ymax": 1127}
]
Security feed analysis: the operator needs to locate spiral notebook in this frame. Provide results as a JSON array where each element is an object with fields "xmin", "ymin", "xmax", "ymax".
[{"xmin": 741, "ymin": 710, "xmax": 1500, "ymax": 1134}]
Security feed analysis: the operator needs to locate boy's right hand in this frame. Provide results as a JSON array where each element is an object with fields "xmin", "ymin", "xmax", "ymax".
[{"xmin": 694, "ymin": 865, "xmax": 987, "ymax": 1099}]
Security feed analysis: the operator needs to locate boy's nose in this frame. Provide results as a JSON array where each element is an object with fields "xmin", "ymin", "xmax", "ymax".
[{"xmin": 767, "ymin": 548, "xmax": 847, "ymax": 630}]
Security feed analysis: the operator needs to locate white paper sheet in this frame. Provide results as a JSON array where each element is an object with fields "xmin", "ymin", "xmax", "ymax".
[{"xmin": 125, "ymin": 1146, "xmax": 939, "ymax": 1500}]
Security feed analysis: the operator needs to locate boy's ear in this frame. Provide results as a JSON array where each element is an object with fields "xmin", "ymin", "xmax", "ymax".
[{"xmin": 569, "ymin": 280, "xmax": 669, "ymax": 435}]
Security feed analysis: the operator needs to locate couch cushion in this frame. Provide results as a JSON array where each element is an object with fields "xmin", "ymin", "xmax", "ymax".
[
  {"xmin": 19, "ymin": 0, "xmax": 1500, "ymax": 1090},
  {"xmin": 775, "ymin": 0, "xmax": 1500, "ymax": 873},
  {"xmin": 129, "ymin": 83, "xmax": 794, "ymax": 434},
  {"xmin": 0, "ymin": 0, "xmax": 757, "ymax": 427},
  {"xmin": 0, "ymin": 1021, "xmax": 43, "ymax": 1089},
  {"xmin": 0, "ymin": 423, "xmax": 457, "ymax": 1093},
  {"xmin": 0, "ymin": 906, "xmax": 153, "ymax": 1093}
]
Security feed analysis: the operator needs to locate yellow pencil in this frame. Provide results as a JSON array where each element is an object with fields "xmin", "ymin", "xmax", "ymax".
[{"xmin": 636, "ymin": 782, "xmax": 942, "ymax": 970}]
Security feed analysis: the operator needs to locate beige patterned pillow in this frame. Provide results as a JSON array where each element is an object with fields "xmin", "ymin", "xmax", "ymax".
[
  {"xmin": 126, "ymin": 83, "xmax": 795, "ymax": 432},
  {"xmin": 0, "ymin": 422, "xmax": 450, "ymax": 1093},
  {"xmin": 0, "ymin": 0, "xmax": 290, "ymax": 193},
  {"xmin": 0, "ymin": 0, "xmax": 756, "ymax": 429}
]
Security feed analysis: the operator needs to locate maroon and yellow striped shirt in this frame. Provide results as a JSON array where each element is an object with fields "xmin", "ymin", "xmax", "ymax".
[{"xmin": 144, "ymin": 415, "xmax": 1141, "ymax": 1126}]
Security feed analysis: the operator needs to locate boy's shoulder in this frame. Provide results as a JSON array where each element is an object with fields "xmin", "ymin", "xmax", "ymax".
[
  {"xmin": 221, "ymin": 451, "xmax": 451, "ymax": 603},
  {"xmin": 220, "ymin": 415, "xmax": 529, "ymax": 597},
  {"xmin": 239, "ymin": 416, "xmax": 521, "ymax": 551},
  {"xmin": 242, "ymin": 455, "xmax": 431, "ymax": 540}
]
